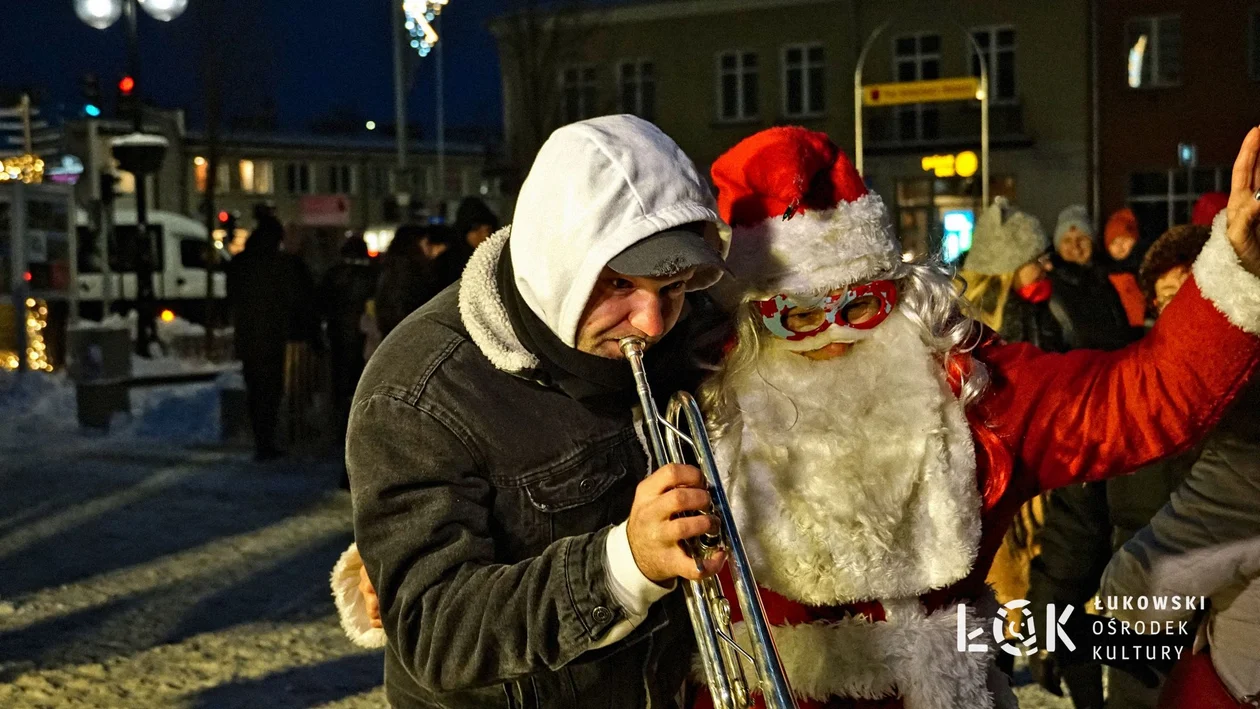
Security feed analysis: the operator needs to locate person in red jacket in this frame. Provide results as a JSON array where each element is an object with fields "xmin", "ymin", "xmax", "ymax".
[{"xmin": 685, "ymin": 125, "xmax": 1260, "ymax": 709}]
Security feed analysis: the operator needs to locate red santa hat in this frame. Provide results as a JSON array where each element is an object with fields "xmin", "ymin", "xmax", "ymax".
[{"xmin": 710, "ymin": 126, "xmax": 902, "ymax": 302}]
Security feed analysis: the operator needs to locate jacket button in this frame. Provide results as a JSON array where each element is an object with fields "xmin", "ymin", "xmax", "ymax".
[
  {"xmin": 592, "ymin": 606, "xmax": 613, "ymax": 624},
  {"xmin": 579, "ymin": 478, "xmax": 594, "ymax": 492}
]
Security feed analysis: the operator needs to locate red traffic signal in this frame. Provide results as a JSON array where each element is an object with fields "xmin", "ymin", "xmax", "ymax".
[
  {"xmin": 119, "ymin": 75, "xmax": 135, "ymax": 96},
  {"xmin": 218, "ymin": 210, "xmax": 230, "ymax": 223}
]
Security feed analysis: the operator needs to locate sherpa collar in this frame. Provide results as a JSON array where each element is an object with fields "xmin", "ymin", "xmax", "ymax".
[{"xmin": 457, "ymin": 226, "xmax": 539, "ymax": 374}]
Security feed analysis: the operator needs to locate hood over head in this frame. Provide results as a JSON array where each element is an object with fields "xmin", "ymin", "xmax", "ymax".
[{"xmin": 508, "ymin": 115, "xmax": 724, "ymax": 348}]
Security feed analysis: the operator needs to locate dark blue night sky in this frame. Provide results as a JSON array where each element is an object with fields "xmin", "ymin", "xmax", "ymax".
[{"xmin": 5, "ymin": 1, "xmax": 512, "ymax": 138}]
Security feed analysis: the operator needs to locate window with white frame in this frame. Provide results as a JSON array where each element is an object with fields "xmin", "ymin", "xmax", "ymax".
[
  {"xmin": 782, "ymin": 44, "xmax": 824, "ymax": 117},
  {"xmin": 970, "ymin": 26, "xmax": 1016, "ymax": 103},
  {"xmin": 285, "ymin": 163, "xmax": 311, "ymax": 194},
  {"xmin": 618, "ymin": 60, "xmax": 656, "ymax": 121},
  {"xmin": 1250, "ymin": 8, "xmax": 1260, "ymax": 81},
  {"xmin": 238, "ymin": 159, "xmax": 274, "ymax": 194},
  {"xmin": 893, "ymin": 34, "xmax": 941, "ymax": 142},
  {"xmin": 717, "ymin": 50, "xmax": 759, "ymax": 121},
  {"xmin": 560, "ymin": 65, "xmax": 598, "ymax": 124},
  {"xmin": 327, "ymin": 164, "xmax": 356, "ymax": 194},
  {"xmin": 1125, "ymin": 15, "xmax": 1182, "ymax": 88}
]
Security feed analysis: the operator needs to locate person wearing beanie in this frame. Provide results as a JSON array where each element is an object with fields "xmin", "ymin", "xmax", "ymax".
[
  {"xmin": 1102, "ymin": 208, "xmax": 1150, "ymax": 327},
  {"xmin": 1054, "ymin": 204, "xmax": 1096, "ymax": 266},
  {"xmin": 960, "ymin": 197, "xmax": 1065, "ymax": 350},
  {"xmin": 1049, "ymin": 204, "xmax": 1139, "ymax": 349}
]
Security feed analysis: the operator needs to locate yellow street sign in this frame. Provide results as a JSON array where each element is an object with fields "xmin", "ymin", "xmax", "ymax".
[
  {"xmin": 921, "ymin": 150, "xmax": 979, "ymax": 178},
  {"xmin": 863, "ymin": 77, "xmax": 981, "ymax": 107}
]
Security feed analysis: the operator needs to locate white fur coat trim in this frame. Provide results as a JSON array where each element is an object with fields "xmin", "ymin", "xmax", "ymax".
[
  {"xmin": 457, "ymin": 225, "xmax": 540, "ymax": 375},
  {"xmin": 1193, "ymin": 212, "xmax": 1260, "ymax": 336},
  {"xmin": 696, "ymin": 598, "xmax": 1000, "ymax": 708},
  {"xmin": 723, "ymin": 193, "xmax": 902, "ymax": 301},
  {"xmin": 331, "ymin": 543, "xmax": 387, "ymax": 649}
]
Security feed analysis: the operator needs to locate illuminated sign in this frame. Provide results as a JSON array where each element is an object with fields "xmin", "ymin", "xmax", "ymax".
[{"xmin": 921, "ymin": 150, "xmax": 979, "ymax": 178}]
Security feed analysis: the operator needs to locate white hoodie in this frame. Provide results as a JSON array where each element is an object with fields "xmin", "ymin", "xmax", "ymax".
[{"xmin": 508, "ymin": 115, "xmax": 723, "ymax": 347}]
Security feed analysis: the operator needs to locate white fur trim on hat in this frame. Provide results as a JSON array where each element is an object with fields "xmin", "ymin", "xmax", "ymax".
[
  {"xmin": 1192, "ymin": 211, "xmax": 1260, "ymax": 336},
  {"xmin": 721, "ymin": 193, "xmax": 901, "ymax": 302},
  {"xmin": 331, "ymin": 543, "xmax": 387, "ymax": 649},
  {"xmin": 694, "ymin": 597, "xmax": 1003, "ymax": 708}
]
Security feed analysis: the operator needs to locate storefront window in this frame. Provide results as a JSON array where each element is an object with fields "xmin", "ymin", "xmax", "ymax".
[{"xmin": 894, "ymin": 175, "xmax": 1015, "ymax": 262}]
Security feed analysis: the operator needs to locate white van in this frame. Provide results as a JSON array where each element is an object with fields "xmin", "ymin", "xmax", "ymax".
[{"xmin": 76, "ymin": 208, "xmax": 228, "ymax": 322}]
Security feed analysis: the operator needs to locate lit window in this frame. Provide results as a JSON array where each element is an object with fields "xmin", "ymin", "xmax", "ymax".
[
  {"xmin": 239, "ymin": 160, "xmax": 274, "ymax": 194},
  {"xmin": 1125, "ymin": 15, "xmax": 1181, "ymax": 88}
]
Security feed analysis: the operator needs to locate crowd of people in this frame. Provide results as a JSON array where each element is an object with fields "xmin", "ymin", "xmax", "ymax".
[
  {"xmin": 224, "ymin": 197, "xmax": 499, "ymax": 470},
  {"xmin": 226, "ymin": 115, "xmax": 1259, "ymax": 709}
]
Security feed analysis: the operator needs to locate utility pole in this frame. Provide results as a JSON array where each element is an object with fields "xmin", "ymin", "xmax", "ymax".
[{"xmin": 392, "ymin": 0, "xmax": 409, "ymax": 214}]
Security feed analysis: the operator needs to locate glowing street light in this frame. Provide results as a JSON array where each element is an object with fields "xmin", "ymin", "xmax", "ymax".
[
  {"xmin": 137, "ymin": 0, "xmax": 188, "ymax": 22},
  {"xmin": 74, "ymin": 0, "xmax": 123, "ymax": 29}
]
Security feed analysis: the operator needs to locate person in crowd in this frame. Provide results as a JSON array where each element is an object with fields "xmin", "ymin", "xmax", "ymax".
[
  {"xmin": 373, "ymin": 223, "xmax": 456, "ymax": 340},
  {"xmin": 412, "ymin": 197, "xmax": 501, "ymax": 307},
  {"xmin": 958, "ymin": 197, "xmax": 1065, "ymax": 682},
  {"xmin": 1101, "ymin": 208, "xmax": 1148, "ymax": 328},
  {"xmin": 1028, "ymin": 224, "xmax": 1219, "ymax": 709},
  {"xmin": 1100, "ymin": 218, "xmax": 1260, "ymax": 709},
  {"xmin": 335, "ymin": 115, "xmax": 730, "ymax": 708},
  {"xmin": 317, "ymin": 234, "xmax": 379, "ymax": 486},
  {"xmin": 339, "ymin": 125, "xmax": 1260, "ymax": 709},
  {"xmin": 227, "ymin": 215, "xmax": 312, "ymax": 461},
  {"xmin": 1050, "ymin": 205, "xmax": 1140, "ymax": 349},
  {"xmin": 960, "ymin": 197, "xmax": 1066, "ymax": 351}
]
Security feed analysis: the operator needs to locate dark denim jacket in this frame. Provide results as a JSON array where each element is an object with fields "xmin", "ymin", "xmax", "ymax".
[{"xmin": 348, "ymin": 232, "xmax": 694, "ymax": 708}]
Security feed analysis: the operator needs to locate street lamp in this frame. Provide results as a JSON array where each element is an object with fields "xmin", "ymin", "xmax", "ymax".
[
  {"xmin": 74, "ymin": 0, "xmax": 187, "ymax": 355},
  {"xmin": 74, "ymin": 0, "xmax": 123, "ymax": 29}
]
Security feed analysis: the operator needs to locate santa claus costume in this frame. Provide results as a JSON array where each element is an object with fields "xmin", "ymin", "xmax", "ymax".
[{"xmin": 691, "ymin": 126, "xmax": 1260, "ymax": 709}]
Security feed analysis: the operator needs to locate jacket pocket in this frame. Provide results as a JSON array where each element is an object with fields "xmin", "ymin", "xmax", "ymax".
[{"xmin": 522, "ymin": 439, "xmax": 637, "ymax": 544}]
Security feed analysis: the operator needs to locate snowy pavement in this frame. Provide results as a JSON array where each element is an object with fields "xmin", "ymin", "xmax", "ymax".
[
  {"xmin": 0, "ymin": 369, "xmax": 1074, "ymax": 709},
  {"xmin": 0, "ymin": 440, "xmax": 384, "ymax": 708}
]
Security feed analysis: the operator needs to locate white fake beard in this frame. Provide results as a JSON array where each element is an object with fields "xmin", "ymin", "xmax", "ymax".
[{"xmin": 715, "ymin": 311, "xmax": 981, "ymax": 605}]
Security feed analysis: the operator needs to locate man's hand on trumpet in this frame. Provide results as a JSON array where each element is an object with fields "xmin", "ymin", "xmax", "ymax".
[{"xmin": 627, "ymin": 463, "xmax": 727, "ymax": 583}]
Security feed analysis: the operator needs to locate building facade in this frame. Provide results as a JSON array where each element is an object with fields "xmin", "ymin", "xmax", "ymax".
[
  {"xmin": 1098, "ymin": 0, "xmax": 1260, "ymax": 244},
  {"xmin": 493, "ymin": 0, "xmax": 1090, "ymax": 261}
]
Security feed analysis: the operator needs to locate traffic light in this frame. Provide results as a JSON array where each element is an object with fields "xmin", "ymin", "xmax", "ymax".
[
  {"xmin": 81, "ymin": 73, "xmax": 102, "ymax": 117},
  {"xmin": 217, "ymin": 210, "xmax": 237, "ymax": 240},
  {"xmin": 117, "ymin": 74, "xmax": 137, "ymax": 120}
]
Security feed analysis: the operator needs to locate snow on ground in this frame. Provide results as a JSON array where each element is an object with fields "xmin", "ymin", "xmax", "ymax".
[{"xmin": 0, "ymin": 353, "xmax": 241, "ymax": 452}]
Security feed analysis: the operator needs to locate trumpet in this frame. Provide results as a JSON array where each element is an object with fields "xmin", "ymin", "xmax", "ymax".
[{"xmin": 619, "ymin": 337, "xmax": 797, "ymax": 709}]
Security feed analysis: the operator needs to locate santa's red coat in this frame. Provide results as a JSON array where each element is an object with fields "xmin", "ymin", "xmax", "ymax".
[{"xmin": 693, "ymin": 276, "xmax": 1260, "ymax": 709}]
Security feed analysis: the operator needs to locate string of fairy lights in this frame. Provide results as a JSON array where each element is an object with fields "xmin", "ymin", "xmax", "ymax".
[
  {"xmin": 402, "ymin": 0, "xmax": 448, "ymax": 57},
  {"xmin": 0, "ymin": 150, "xmax": 51, "ymax": 371}
]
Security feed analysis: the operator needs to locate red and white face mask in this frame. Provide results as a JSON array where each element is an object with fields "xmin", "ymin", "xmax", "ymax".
[{"xmin": 754, "ymin": 280, "xmax": 899, "ymax": 345}]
